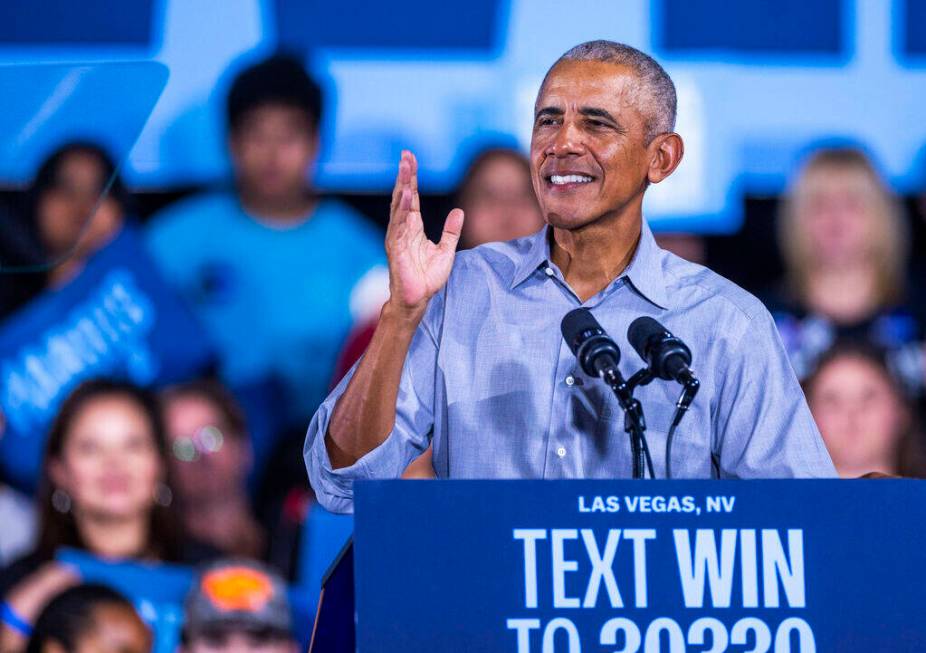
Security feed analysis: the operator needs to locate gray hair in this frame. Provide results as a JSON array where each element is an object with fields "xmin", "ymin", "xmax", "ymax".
[{"xmin": 542, "ymin": 40, "xmax": 677, "ymax": 143}]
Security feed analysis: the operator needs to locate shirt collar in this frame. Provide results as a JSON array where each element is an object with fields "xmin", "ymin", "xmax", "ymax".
[{"xmin": 509, "ymin": 220, "xmax": 671, "ymax": 310}]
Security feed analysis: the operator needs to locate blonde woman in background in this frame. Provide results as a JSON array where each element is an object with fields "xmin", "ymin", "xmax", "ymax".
[{"xmin": 770, "ymin": 147, "xmax": 926, "ymax": 398}]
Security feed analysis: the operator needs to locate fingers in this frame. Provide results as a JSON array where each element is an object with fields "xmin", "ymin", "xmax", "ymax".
[{"xmin": 438, "ymin": 208, "xmax": 465, "ymax": 252}]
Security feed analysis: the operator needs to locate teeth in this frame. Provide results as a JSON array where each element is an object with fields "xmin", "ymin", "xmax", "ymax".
[{"xmin": 551, "ymin": 174, "xmax": 593, "ymax": 185}]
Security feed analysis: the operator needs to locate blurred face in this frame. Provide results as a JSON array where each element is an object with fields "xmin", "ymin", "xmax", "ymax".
[
  {"xmin": 162, "ymin": 394, "xmax": 248, "ymax": 501},
  {"xmin": 229, "ymin": 104, "xmax": 317, "ymax": 203},
  {"xmin": 460, "ymin": 154, "xmax": 543, "ymax": 247},
  {"xmin": 38, "ymin": 151, "xmax": 123, "ymax": 259},
  {"xmin": 807, "ymin": 355, "xmax": 908, "ymax": 477},
  {"xmin": 65, "ymin": 604, "xmax": 152, "ymax": 653},
  {"xmin": 530, "ymin": 61, "xmax": 655, "ymax": 230},
  {"xmin": 50, "ymin": 395, "xmax": 162, "ymax": 523},
  {"xmin": 796, "ymin": 167, "xmax": 880, "ymax": 268},
  {"xmin": 185, "ymin": 631, "xmax": 295, "ymax": 653}
]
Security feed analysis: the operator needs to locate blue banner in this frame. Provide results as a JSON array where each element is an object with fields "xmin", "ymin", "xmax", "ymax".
[
  {"xmin": 354, "ymin": 479, "xmax": 926, "ymax": 652},
  {"xmin": 0, "ymin": 225, "xmax": 214, "ymax": 491}
]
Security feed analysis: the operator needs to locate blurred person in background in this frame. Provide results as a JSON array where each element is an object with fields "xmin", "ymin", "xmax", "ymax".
[
  {"xmin": 24, "ymin": 583, "xmax": 150, "ymax": 653},
  {"xmin": 804, "ymin": 343, "xmax": 926, "ymax": 478},
  {"xmin": 456, "ymin": 147, "xmax": 543, "ymax": 249},
  {"xmin": 0, "ymin": 143, "xmax": 128, "ymax": 320},
  {"xmin": 146, "ymin": 54, "xmax": 387, "ymax": 430},
  {"xmin": 0, "ymin": 380, "xmax": 208, "ymax": 651},
  {"xmin": 179, "ymin": 559, "xmax": 296, "ymax": 653},
  {"xmin": 770, "ymin": 147, "xmax": 926, "ymax": 396},
  {"xmin": 160, "ymin": 380, "xmax": 265, "ymax": 560}
]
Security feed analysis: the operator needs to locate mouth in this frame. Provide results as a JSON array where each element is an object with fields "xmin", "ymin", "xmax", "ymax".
[{"xmin": 544, "ymin": 173, "xmax": 596, "ymax": 190}]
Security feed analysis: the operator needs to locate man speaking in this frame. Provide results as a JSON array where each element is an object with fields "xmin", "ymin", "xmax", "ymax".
[{"xmin": 305, "ymin": 41, "xmax": 835, "ymax": 513}]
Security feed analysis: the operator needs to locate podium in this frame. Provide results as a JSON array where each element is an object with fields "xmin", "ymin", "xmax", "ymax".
[{"xmin": 314, "ymin": 479, "xmax": 926, "ymax": 652}]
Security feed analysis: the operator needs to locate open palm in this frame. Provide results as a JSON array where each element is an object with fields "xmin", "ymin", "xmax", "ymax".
[{"xmin": 386, "ymin": 151, "xmax": 464, "ymax": 311}]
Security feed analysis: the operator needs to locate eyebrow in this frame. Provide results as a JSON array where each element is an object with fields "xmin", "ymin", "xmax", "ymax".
[
  {"xmin": 579, "ymin": 107, "xmax": 618, "ymax": 123},
  {"xmin": 534, "ymin": 106, "xmax": 563, "ymax": 120}
]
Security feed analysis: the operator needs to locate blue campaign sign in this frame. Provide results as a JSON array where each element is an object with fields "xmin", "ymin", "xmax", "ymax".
[
  {"xmin": 0, "ymin": 225, "xmax": 214, "ymax": 491},
  {"xmin": 353, "ymin": 479, "xmax": 926, "ymax": 652}
]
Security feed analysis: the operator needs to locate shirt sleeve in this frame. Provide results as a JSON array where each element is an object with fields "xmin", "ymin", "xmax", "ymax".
[
  {"xmin": 712, "ymin": 307, "xmax": 837, "ymax": 479},
  {"xmin": 303, "ymin": 293, "xmax": 443, "ymax": 513}
]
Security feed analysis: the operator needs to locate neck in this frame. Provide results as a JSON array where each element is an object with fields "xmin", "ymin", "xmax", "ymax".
[
  {"xmin": 75, "ymin": 511, "xmax": 151, "ymax": 560},
  {"xmin": 238, "ymin": 187, "xmax": 316, "ymax": 223},
  {"xmin": 550, "ymin": 210, "xmax": 643, "ymax": 302},
  {"xmin": 804, "ymin": 263, "xmax": 881, "ymax": 324}
]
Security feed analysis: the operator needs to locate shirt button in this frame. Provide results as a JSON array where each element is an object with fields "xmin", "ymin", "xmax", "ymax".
[
  {"xmin": 556, "ymin": 447, "xmax": 566, "ymax": 458},
  {"xmin": 544, "ymin": 267, "xmax": 554, "ymax": 276},
  {"xmin": 565, "ymin": 375, "xmax": 575, "ymax": 386}
]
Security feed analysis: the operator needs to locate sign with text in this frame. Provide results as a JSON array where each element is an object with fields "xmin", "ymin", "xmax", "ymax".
[
  {"xmin": 0, "ymin": 225, "xmax": 214, "ymax": 491},
  {"xmin": 353, "ymin": 480, "xmax": 926, "ymax": 652}
]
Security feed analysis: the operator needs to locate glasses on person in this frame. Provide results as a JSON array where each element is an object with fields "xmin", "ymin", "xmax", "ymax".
[{"xmin": 171, "ymin": 425, "xmax": 225, "ymax": 462}]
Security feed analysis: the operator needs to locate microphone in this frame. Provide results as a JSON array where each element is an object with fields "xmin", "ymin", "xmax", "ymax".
[
  {"xmin": 560, "ymin": 308, "xmax": 621, "ymax": 384},
  {"xmin": 627, "ymin": 316, "xmax": 696, "ymax": 386}
]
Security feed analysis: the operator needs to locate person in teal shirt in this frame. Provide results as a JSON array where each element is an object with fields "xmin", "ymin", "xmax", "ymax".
[{"xmin": 147, "ymin": 55, "xmax": 387, "ymax": 425}]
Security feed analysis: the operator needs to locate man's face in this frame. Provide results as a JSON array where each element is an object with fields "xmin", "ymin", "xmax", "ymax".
[
  {"xmin": 229, "ymin": 104, "xmax": 317, "ymax": 202},
  {"xmin": 530, "ymin": 60, "xmax": 655, "ymax": 230}
]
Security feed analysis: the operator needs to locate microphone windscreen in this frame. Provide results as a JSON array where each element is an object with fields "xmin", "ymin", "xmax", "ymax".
[
  {"xmin": 560, "ymin": 308, "xmax": 600, "ymax": 356},
  {"xmin": 627, "ymin": 316, "xmax": 664, "ymax": 360}
]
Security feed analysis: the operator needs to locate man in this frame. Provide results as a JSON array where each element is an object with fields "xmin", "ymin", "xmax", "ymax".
[
  {"xmin": 180, "ymin": 559, "xmax": 298, "ymax": 653},
  {"xmin": 147, "ymin": 55, "xmax": 387, "ymax": 425},
  {"xmin": 305, "ymin": 41, "xmax": 835, "ymax": 514}
]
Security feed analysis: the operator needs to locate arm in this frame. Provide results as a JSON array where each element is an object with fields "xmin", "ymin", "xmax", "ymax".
[
  {"xmin": 326, "ymin": 150, "xmax": 464, "ymax": 468},
  {"xmin": 713, "ymin": 308, "xmax": 836, "ymax": 478}
]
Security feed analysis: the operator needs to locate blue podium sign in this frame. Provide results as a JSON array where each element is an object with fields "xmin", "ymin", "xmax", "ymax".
[{"xmin": 353, "ymin": 480, "xmax": 926, "ymax": 652}]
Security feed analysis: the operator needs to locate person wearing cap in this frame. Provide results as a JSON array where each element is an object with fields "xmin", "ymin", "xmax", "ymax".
[{"xmin": 181, "ymin": 559, "xmax": 297, "ymax": 653}]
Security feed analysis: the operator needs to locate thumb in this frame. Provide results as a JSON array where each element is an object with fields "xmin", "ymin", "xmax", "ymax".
[{"xmin": 438, "ymin": 208, "xmax": 465, "ymax": 252}]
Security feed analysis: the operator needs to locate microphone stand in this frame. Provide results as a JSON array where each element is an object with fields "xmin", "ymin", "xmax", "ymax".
[{"xmin": 603, "ymin": 367, "xmax": 655, "ymax": 479}]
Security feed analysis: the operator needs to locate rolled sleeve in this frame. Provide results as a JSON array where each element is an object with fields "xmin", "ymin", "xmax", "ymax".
[
  {"xmin": 713, "ymin": 308, "xmax": 836, "ymax": 479},
  {"xmin": 304, "ymin": 297, "xmax": 442, "ymax": 513}
]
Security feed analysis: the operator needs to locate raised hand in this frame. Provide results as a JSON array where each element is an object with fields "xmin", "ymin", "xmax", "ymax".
[{"xmin": 385, "ymin": 151, "xmax": 464, "ymax": 314}]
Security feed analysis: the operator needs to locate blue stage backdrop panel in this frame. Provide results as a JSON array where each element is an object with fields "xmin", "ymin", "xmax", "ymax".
[
  {"xmin": 0, "ymin": 0, "xmax": 155, "ymax": 46},
  {"xmin": 901, "ymin": 0, "xmax": 926, "ymax": 57},
  {"xmin": 658, "ymin": 0, "xmax": 845, "ymax": 56},
  {"xmin": 274, "ymin": 0, "xmax": 503, "ymax": 53}
]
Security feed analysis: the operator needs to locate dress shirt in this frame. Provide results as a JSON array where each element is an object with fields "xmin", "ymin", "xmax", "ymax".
[{"xmin": 305, "ymin": 221, "xmax": 835, "ymax": 513}]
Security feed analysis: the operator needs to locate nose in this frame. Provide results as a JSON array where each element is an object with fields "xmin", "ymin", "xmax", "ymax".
[{"xmin": 547, "ymin": 119, "xmax": 585, "ymax": 158}]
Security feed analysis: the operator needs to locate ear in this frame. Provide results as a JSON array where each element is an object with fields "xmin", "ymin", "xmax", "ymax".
[{"xmin": 647, "ymin": 132, "xmax": 684, "ymax": 184}]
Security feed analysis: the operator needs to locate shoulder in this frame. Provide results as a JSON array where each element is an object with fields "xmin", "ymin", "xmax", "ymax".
[
  {"xmin": 314, "ymin": 199, "xmax": 384, "ymax": 245},
  {"xmin": 662, "ymin": 251, "xmax": 771, "ymax": 325},
  {"xmin": 146, "ymin": 191, "xmax": 239, "ymax": 244},
  {"xmin": 450, "ymin": 235, "xmax": 536, "ymax": 285}
]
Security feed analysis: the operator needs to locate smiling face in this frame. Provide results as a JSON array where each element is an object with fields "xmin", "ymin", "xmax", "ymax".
[
  {"xmin": 50, "ymin": 395, "xmax": 163, "ymax": 523},
  {"xmin": 530, "ymin": 60, "xmax": 670, "ymax": 231}
]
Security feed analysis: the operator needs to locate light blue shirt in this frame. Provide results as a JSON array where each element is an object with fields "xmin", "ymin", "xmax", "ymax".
[
  {"xmin": 146, "ymin": 192, "xmax": 387, "ymax": 422},
  {"xmin": 305, "ymin": 221, "xmax": 835, "ymax": 513}
]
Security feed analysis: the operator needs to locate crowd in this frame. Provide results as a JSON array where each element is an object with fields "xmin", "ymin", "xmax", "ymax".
[{"xmin": 0, "ymin": 51, "xmax": 924, "ymax": 651}]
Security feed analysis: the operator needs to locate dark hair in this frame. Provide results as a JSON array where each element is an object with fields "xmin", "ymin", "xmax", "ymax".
[
  {"xmin": 26, "ymin": 583, "xmax": 145, "ymax": 653},
  {"xmin": 160, "ymin": 378, "xmax": 248, "ymax": 441},
  {"xmin": 29, "ymin": 141, "xmax": 132, "ymax": 223},
  {"xmin": 803, "ymin": 341, "xmax": 926, "ymax": 477},
  {"xmin": 455, "ymin": 147, "xmax": 532, "ymax": 210},
  {"xmin": 226, "ymin": 53, "xmax": 323, "ymax": 134},
  {"xmin": 35, "ymin": 378, "xmax": 185, "ymax": 562}
]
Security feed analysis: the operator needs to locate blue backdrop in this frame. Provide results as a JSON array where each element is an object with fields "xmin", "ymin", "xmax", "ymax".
[{"xmin": 1, "ymin": 0, "xmax": 924, "ymax": 232}]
